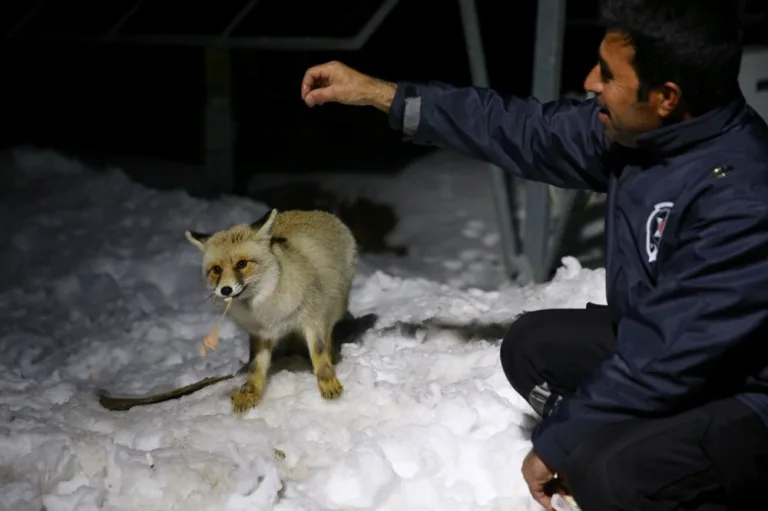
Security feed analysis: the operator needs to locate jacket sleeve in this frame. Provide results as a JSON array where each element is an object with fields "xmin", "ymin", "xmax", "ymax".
[
  {"xmin": 531, "ymin": 181, "xmax": 768, "ymax": 471},
  {"xmin": 388, "ymin": 81, "xmax": 611, "ymax": 192}
]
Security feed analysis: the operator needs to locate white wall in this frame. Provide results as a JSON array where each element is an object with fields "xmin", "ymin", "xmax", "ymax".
[{"xmin": 739, "ymin": 45, "xmax": 768, "ymax": 121}]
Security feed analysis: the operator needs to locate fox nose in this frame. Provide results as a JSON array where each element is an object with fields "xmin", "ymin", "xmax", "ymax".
[{"xmin": 220, "ymin": 286, "xmax": 233, "ymax": 296}]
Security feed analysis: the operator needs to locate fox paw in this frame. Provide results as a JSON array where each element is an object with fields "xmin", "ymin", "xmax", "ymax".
[
  {"xmin": 231, "ymin": 382, "xmax": 262, "ymax": 413},
  {"xmin": 318, "ymin": 375, "xmax": 343, "ymax": 400}
]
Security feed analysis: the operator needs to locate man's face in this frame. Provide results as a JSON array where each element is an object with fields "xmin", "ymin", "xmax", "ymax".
[{"xmin": 584, "ymin": 31, "xmax": 679, "ymax": 147}]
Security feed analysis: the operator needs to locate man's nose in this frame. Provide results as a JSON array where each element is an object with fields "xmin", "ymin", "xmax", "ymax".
[{"xmin": 584, "ymin": 64, "xmax": 603, "ymax": 96}]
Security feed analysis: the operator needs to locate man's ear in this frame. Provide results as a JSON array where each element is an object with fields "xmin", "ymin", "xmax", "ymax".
[
  {"xmin": 185, "ymin": 230, "xmax": 210, "ymax": 251},
  {"xmin": 251, "ymin": 209, "xmax": 278, "ymax": 239},
  {"xmin": 652, "ymin": 81, "xmax": 683, "ymax": 119}
]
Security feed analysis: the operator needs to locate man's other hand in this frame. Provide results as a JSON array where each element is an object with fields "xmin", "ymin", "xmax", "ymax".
[
  {"xmin": 300, "ymin": 61, "xmax": 396, "ymax": 112},
  {"xmin": 522, "ymin": 448, "xmax": 556, "ymax": 510}
]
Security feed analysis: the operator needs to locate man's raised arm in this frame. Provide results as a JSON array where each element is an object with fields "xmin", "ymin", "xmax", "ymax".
[
  {"xmin": 301, "ymin": 62, "xmax": 611, "ymax": 192},
  {"xmin": 387, "ymin": 81, "xmax": 610, "ymax": 191}
]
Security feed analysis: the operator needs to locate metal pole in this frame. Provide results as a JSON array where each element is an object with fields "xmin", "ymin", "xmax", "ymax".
[
  {"xmin": 457, "ymin": 0, "xmax": 525, "ymax": 282},
  {"xmin": 527, "ymin": 0, "xmax": 567, "ymax": 282},
  {"xmin": 13, "ymin": 33, "xmax": 363, "ymax": 50},
  {"xmin": 220, "ymin": 0, "xmax": 261, "ymax": 40},
  {"xmin": 6, "ymin": 0, "xmax": 47, "ymax": 38},
  {"xmin": 204, "ymin": 48, "xmax": 234, "ymax": 194},
  {"xmin": 7, "ymin": 0, "xmax": 402, "ymax": 52},
  {"xmin": 108, "ymin": 0, "xmax": 144, "ymax": 36},
  {"xmin": 354, "ymin": 0, "xmax": 402, "ymax": 48}
]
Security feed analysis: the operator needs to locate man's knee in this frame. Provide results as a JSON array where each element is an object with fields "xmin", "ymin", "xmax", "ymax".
[
  {"xmin": 501, "ymin": 305, "xmax": 615, "ymax": 416},
  {"xmin": 500, "ymin": 310, "xmax": 554, "ymax": 398}
]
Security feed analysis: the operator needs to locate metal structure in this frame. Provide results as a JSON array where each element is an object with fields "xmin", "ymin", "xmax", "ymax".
[
  {"xmin": 526, "ymin": 0, "xmax": 569, "ymax": 283},
  {"xmin": 457, "ymin": 0, "xmax": 571, "ymax": 284},
  {"xmin": 5, "ymin": 0, "xmax": 594, "ymax": 284},
  {"xmin": 5, "ymin": 0, "xmax": 403, "ymax": 197},
  {"xmin": 457, "ymin": 0, "xmax": 522, "ymax": 282},
  {"xmin": 6, "ymin": 0, "xmax": 403, "ymax": 50}
]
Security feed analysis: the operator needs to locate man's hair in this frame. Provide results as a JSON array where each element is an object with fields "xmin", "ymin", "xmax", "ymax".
[{"xmin": 599, "ymin": 0, "xmax": 744, "ymax": 116}]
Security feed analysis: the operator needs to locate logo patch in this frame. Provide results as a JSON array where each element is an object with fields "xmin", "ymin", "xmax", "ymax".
[{"xmin": 646, "ymin": 201, "xmax": 673, "ymax": 263}]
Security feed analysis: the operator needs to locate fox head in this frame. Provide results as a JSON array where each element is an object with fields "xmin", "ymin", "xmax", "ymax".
[{"xmin": 185, "ymin": 209, "xmax": 280, "ymax": 303}]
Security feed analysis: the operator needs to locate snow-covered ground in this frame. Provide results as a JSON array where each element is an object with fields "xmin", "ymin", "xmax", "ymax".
[{"xmin": 0, "ymin": 146, "xmax": 606, "ymax": 511}]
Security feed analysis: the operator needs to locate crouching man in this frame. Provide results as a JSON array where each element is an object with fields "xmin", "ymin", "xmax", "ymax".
[{"xmin": 299, "ymin": 0, "xmax": 768, "ymax": 508}]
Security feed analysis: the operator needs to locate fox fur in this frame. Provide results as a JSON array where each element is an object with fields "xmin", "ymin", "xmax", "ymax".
[{"xmin": 185, "ymin": 208, "xmax": 358, "ymax": 414}]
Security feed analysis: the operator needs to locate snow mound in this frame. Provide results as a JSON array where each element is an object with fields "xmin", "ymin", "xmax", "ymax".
[{"xmin": 0, "ymin": 147, "xmax": 605, "ymax": 511}]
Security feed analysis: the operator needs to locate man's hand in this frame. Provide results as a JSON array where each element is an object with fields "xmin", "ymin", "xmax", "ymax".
[
  {"xmin": 522, "ymin": 448, "xmax": 555, "ymax": 510},
  {"xmin": 300, "ymin": 61, "xmax": 397, "ymax": 112}
]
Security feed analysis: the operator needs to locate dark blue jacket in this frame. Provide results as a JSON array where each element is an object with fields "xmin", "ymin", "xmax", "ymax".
[{"xmin": 388, "ymin": 81, "xmax": 768, "ymax": 471}]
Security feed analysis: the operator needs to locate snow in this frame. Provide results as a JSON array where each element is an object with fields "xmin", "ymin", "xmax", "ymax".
[{"xmin": 0, "ymin": 146, "xmax": 606, "ymax": 511}]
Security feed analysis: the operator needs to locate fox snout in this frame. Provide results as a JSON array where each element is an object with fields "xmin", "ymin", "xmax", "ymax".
[{"xmin": 215, "ymin": 280, "xmax": 247, "ymax": 299}]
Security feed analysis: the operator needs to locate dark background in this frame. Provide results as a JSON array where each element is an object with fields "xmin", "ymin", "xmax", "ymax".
[{"xmin": 1, "ymin": 0, "xmax": 766, "ymax": 187}]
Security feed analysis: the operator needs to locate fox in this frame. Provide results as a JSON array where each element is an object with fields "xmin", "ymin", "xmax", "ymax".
[{"xmin": 184, "ymin": 207, "xmax": 358, "ymax": 414}]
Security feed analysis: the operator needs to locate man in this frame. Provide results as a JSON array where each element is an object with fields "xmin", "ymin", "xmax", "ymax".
[{"xmin": 300, "ymin": 0, "xmax": 768, "ymax": 509}]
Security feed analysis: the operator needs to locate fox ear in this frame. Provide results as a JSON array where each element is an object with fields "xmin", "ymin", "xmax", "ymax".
[
  {"xmin": 251, "ymin": 209, "xmax": 278, "ymax": 239},
  {"xmin": 185, "ymin": 230, "xmax": 210, "ymax": 251}
]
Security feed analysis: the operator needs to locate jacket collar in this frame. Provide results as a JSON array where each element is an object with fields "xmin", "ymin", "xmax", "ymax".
[{"xmin": 634, "ymin": 93, "xmax": 746, "ymax": 155}]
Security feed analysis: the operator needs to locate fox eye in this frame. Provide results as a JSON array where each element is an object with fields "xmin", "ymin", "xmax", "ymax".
[
  {"xmin": 211, "ymin": 265, "xmax": 222, "ymax": 275},
  {"xmin": 236, "ymin": 260, "xmax": 248, "ymax": 270}
]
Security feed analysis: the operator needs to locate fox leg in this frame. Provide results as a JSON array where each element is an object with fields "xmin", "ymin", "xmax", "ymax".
[
  {"xmin": 237, "ymin": 335, "xmax": 259, "ymax": 375},
  {"xmin": 231, "ymin": 335, "xmax": 273, "ymax": 413},
  {"xmin": 303, "ymin": 326, "xmax": 343, "ymax": 400}
]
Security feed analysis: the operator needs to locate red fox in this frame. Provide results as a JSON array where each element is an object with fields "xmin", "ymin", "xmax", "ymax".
[{"xmin": 185, "ymin": 208, "xmax": 358, "ymax": 414}]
